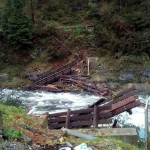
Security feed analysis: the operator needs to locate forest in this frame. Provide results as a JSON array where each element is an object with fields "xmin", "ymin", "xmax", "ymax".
[
  {"xmin": 0, "ymin": 0, "xmax": 149, "ymax": 88},
  {"xmin": 0, "ymin": 0, "xmax": 150, "ymax": 60}
]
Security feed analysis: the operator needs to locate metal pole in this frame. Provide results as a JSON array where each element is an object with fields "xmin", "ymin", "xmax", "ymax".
[
  {"xmin": 87, "ymin": 58, "xmax": 90, "ymax": 75},
  {"xmin": 145, "ymin": 97, "xmax": 149, "ymax": 150}
]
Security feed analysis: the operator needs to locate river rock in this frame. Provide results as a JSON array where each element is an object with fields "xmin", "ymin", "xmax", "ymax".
[
  {"xmin": 141, "ymin": 70, "xmax": 150, "ymax": 82},
  {"xmin": 143, "ymin": 70, "xmax": 150, "ymax": 78},
  {"xmin": 119, "ymin": 73, "xmax": 134, "ymax": 82},
  {"xmin": 2, "ymin": 141, "xmax": 28, "ymax": 150},
  {"xmin": 22, "ymin": 135, "xmax": 32, "ymax": 144}
]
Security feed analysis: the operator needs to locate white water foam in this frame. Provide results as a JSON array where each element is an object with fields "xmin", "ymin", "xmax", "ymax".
[{"xmin": 0, "ymin": 89, "xmax": 102, "ymax": 115}]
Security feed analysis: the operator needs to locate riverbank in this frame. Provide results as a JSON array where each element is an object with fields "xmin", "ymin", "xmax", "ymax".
[
  {"xmin": 1, "ymin": 55, "xmax": 150, "ymax": 90},
  {"xmin": 0, "ymin": 103, "xmax": 142, "ymax": 150}
]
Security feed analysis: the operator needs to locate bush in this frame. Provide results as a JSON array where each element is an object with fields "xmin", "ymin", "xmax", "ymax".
[
  {"xmin": 3, "ymin": 126, "xmax": 22, "ymax": 140},
  {"xmin": 2, "ymin": 0, "xmax": 33, "ymax": 50}
]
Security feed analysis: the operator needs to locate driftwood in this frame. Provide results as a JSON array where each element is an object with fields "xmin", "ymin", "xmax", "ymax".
[
  {"xmin": 61, "ymin": 128, "xmax": 96, "ymax": 140},
  {"xmin": 61, "ymin": 78, "xmax": 110, "ymax": 96}
]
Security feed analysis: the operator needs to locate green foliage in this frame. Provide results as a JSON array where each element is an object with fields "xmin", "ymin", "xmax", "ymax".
[
  {"xmin": 0, "ymin": 103, "xmax": 26, "ymax": 126},
  {"xmin": 70, "ymin": 137, "xmax": 140, "ymax": 150},
  {"xmin": 3, "ymin": 126, "xmax": 22, "ymax": 139},
  {"xmin": 127, "ymin": 12, "xmax": 150, "ymax": 31},
  {"xmin": 1, "ymin": 0, "xmax": 150, "ymax": 61},
  {"xmin": 2, "ymin": 0, "xmax": 33, "ymax": 50},
  {"xmin": 0, "ymin": 103, "xmax": 25, "ymax": 115}
]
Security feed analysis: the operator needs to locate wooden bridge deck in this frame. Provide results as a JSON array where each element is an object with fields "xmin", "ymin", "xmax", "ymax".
[{"xmin": 47, "ymin": 85, "xmax": 142, "ymax": 129}]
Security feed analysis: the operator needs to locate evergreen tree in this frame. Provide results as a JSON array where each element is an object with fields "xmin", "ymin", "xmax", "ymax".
[{"xmin": 2, "ymin": 0, "xmax": 33, "ymax": 50}]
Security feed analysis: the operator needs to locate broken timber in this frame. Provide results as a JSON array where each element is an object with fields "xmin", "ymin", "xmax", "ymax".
[
  {"xmin": 28, "ymin": 60, "xmax": 77, "ymax": 89},
  {"xmin": 47, "ymin": 85, "xmax": 142, "ymax": 129},
  {"xmin": 26, "ymin": 59, "xmax": 111, "ymax": 96},
  {"xmin": 60, "ymin": 78, "xmax": 110, "ymax": 96}
]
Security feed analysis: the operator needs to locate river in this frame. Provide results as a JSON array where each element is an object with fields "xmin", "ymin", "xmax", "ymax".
[{"xmin": 0, "ymin": 88, "xmax": 148, "ymax": 129}]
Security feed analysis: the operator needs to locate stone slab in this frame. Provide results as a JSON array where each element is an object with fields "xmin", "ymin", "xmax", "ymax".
[{"xmin": 98, "ymin": 128, "xmax": 137, "ymax": 136}]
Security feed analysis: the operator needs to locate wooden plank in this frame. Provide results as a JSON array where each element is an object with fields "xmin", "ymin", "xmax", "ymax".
[
  {"xmin": 48, "ymin": 117, "xmax": 66, "ymax": 123},
  {"xmin": 102, "ymin": 90, "xmax": 138, "ymax": 107},
  {"xmin": 111, "ymin": 96, "xmax": 136, "ymax": 111},
  {"xmin": 101, "ymin": 96, "xmax": 136, "ymax": 113},
  {"xmin": 96, "ymin": 99, "xmax": 112, "ymax": 107},
  {"xmin": 71, "ymin": 106, "xmax": 111, "ymax": 115},
  {"xmin": 37, "ymin": 60, "xmax": 76, "ymax": 80},
  {"xmin": 34, "ymin": 68, "xmax": 72, "ymax": 85},
  {"xmin": 114, "ymin": 86, "xmax": 136, "ymax": 98},
  {"xmin": 71, "ymin": 108, "xmax": 93, "ymax": 114},
  {"xmin": 65, "ymin": 108, "xmax": 71, "ymax": 128},
  {"xmin": 112, "ymin": 101, "xmax": 141, "ymax": 116},
  {"xmin": 89, "ymin": 98, "xmax": 107, "ymax": 108},
  {"xmin": 48, "ymin": 111, "xmax": 67, "ymax": 117},
  {"xmin": 71, "ymin": 120, "xmax": 92, "ymax": 127},
  {"xmin": 113, "ymin": 90, "xmax": 138, "ymax": 103},
  {"xmin": 70, "ymin": 114, "xmax": 93, "ymax": 121},
  {"xmin": 48, "ymin": 123, "xmax": 65, "ymax": 129},
  {"xmin": 98, "ymin": 112, "xmax": 112, "ymax": 119},
  {"xmin": 99, "ymin": 105, "xmax": 112, "ymax": 111},
  {"xmin": 93, "ymin": 105, "xmax": 98, "ymax": 127},
  {"xmin": 48, "ymin": 106, "xmax": 111, "ymax": 119}
]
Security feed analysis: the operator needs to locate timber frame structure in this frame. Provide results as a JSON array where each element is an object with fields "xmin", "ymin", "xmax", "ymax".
[{"xmin": 47, "ymin": 85, "xmax": 142, "ymax": 129}]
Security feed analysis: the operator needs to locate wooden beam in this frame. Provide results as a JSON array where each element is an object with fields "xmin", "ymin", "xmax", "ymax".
[
  {"xmin": 93, "ymin": 105, "xmax": 98, "ymax": 127},
  {"xmin": 66, "ymin": 108, "xmax": 71, "ymax": 128}
]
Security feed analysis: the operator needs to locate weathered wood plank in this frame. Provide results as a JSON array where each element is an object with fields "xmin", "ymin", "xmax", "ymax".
[
  {"xmin": 99, "ymin": 105, "xmax": 112, "ymax": 111},
  {"xmin": 48, "ymin": 123, "xmax": 65, "ymax": 129},
  {"xmin": 93, "ymin": 105, "xmax": 98, "ymax": 127},
  {"xmin": 101, "ymin": 90, "xmax": 138, "ymax": 108},
  {"xmin": 114, "ymin": 86, "xmax": 136, "ymax": 98},
  {"xmin": 98, "ymin": 112, "xmax": 112, "ymax": 119},
  {"xmin": 66, "ymin": 108, "xmax": 71, "ymax": 128},
  {"xmin": 71, "ymin": 108, "xmax": 93, "ymax": 114},
  {"xmin": 112, "ymin": 101, "xmax": 141, "ymax": 116},
  {"xmin": 48, "ymin": 117, "xmax": 66, "ymax": 123},
  {"xmin": 48, "ymin": 112, "xmax": 67, "ymax": 117},
  {"xmin": 71, "ymin": 120, "xmax": 92, "ymax": 127},
  {"xmin": 111, "ymin": 96, "xmax": 137, "ymax": 111},
  {"xmin": 33, "ymin": 68, "xmax": 72, "ymax": 86},
  {"xmin": 113, "ymin": 90, "xmax": 138, "ymax": 103},
  {"xmin": 101, "ymin": 96, "xmax": 137, "ymax": 113},
  {"xmin": 89, "ymin": 98, "xmax": 107, "ymax": 108},
  {"xmin": 70, "ymin": 114, "xmax": 93, "ymax": 121}
]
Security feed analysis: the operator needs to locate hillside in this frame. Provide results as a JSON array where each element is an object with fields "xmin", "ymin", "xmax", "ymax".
[{"xmin": 0, "ymin": 0, "xmax": 150, "ymax": 88}]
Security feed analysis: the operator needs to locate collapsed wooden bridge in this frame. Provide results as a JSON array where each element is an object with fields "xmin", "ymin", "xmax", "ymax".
[
  {"xmin": 25, "ymin": 58, "xmax": 145, "ymax": 129},
  {"xmin": 27, "ymin": 60, "xmax": 77, "ymax": 90},
  {"xmin": 47, "ymin": 85, "xmax": 142, "ymax": 129},
  {"xmin": 26, "ymin": 59, "xmax": 111, "ymax": 96}
]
